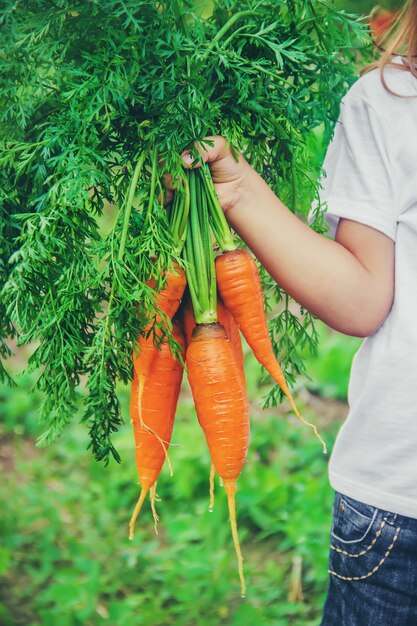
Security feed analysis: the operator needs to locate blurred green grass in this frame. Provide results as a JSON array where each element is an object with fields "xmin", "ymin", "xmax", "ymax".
[
  {"xmin": 0, "ymin": 322, "xmax": 360, "ymax": 626},
  {"xmin": 304, "ymin": 324, "xmax": 360, "ymax": 401}
]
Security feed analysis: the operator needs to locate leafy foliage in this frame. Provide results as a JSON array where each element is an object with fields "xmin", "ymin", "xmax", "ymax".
[{"xmin": 0, "ymin": 0, "xmax": 370, "ymax": 461}]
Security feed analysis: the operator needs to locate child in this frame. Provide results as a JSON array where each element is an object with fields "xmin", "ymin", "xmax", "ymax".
[{"xmin": 180, "ymin": 1, "xmax": 417, "ymax": 622}]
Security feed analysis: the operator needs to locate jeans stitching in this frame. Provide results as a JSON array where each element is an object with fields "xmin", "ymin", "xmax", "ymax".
[
  {"xmin": 331, "ymin": 518, "xmax": 387, "ymax": 557},
  {"xmin": 328, "ymin": 521, "xmax": 401, "ymax": 581},
  {"xmin": 332, "ymin": 506, "xmax": 378, "ymax": 545},
  {"xmin": 343, "ymin": 498, "xmax": 374, "ymax": 521}
]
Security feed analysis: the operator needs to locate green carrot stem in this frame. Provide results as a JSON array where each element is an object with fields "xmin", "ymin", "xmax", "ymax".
[
  {"xmin": 201, "ymin": 10, "xmax": 259, "ymax": 61},
  {"xmin": 136, "ymin": 148, "xmax": 158, "ymax": 252},
  {"xmin": 196, "ymin": 174, "xmax": 217, "ymax": 319},
  {"xmin": 118, "ymin": 152, "xmax": 147, "ymax": 260},
  {"xmin": 189, "ymin": 171, "xmax": 208, "ymax": 292},
  {"xmin": 146, "ymin": 148, "xmax": 158, "ymax": 226},
  {"xmin": 165, "ymin": 192, "xmax": 174, "ymax": 223},
  {"xmin": 182, "ymin": 240, "xmax": 204, "ymax": 323},
  {"xmin": 179, "ymin": 174, "xmax": 190, "ymax": 238},
  {"xmin": 200, "ymin": 166, "xmax": 236, "ymax": 252},
  {"xmin": 169, "ymin": 191, "xmax": 181, "ymax": 245},
  {"xmin": 100, "ymin": 151, "xmax": 147, "ymax": 377},
  {"xmin": 182, "ymin": 170, "xmax": 217, "ymax": 325},
  {"xmin": 171, "ymin": 0, "xmax": 191, "ymax": 37},
  {"xmin": 170, "ymin": 174, "xmax": 190, "ymax": 255}
]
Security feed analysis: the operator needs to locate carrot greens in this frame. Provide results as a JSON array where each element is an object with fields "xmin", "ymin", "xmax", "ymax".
[
  {"xmin": 200, "ymin": 164, "xmax": 236, "ymax": 253},
  {"xmin": 0, "ymin": 0, "xmax": 370, "ymax": 462},
  {"xmin": 183, "ymin": 171, "xmax": 217, "ymax": 325}
]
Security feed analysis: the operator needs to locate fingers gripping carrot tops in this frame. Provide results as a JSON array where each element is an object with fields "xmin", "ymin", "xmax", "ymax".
[
  {"xmin": 215, "ymin": 248, "xmax": 326, "ymax": 453},
  {"xmin": 186, "ymin": 322, "xmax": 250, "ymax": 596},
  {"xmin": 129, "ymin": 320, "xmax": 185, "ymax": 540}
]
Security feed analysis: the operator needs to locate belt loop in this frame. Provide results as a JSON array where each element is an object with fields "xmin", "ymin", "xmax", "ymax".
[{"xmin": 384, "ymin": 510, "xmax": 399, "ymax": 526}]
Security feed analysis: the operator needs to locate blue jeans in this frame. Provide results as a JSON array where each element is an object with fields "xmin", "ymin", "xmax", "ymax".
[{"xmin": 320, "ymin": 491, "xmax": 417, "ymax": 625}]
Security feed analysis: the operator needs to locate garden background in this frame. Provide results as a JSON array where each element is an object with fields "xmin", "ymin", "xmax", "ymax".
[{"xmin": 0, "ymin": 0, "xmax": 402, "ymax": 624}]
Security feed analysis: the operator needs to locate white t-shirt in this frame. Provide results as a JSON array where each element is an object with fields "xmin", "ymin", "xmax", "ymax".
[{"xmin": 318, "ymin": 58, "xmax": 417, "ymax": 519}]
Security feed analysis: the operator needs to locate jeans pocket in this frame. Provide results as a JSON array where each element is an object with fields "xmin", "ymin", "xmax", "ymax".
[
  {"xmin": 328, "ymin": 492, "xmax": 402, "ymax": 582},
  {"xmin": 331, "ymin": 493, "xmax": 378, "ymax": 544}
]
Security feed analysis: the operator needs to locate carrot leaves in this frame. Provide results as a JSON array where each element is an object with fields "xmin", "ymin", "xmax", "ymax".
[{"xmin": 0, "ymin": 0, "xmax": 370, "ymax": 462}]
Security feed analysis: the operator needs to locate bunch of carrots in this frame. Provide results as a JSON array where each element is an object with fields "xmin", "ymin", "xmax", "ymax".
[{"xmin": 128, "ymin": 162, "xmax": 326, "ymax": 596}]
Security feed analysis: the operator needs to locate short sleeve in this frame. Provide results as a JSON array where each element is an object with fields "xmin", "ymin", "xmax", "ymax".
[{"xmin": 317, "ymin": 92, "xmax": 398, "ymax": 241}]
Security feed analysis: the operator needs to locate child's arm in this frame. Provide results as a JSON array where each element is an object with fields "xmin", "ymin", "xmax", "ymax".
[{"xmin": 182, "ymin": 137, "xmax": 395, "ymax": 338}]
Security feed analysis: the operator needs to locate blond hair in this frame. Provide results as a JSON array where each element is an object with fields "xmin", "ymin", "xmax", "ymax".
[{"xmin": 362, "ymin": 0, "xmax": 417, "ymax": 93}]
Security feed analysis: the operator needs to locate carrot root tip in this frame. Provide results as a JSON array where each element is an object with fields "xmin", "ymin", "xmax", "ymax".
[
  {"xmin": 292, "ymin": 405, "xmax": 327, "ymax": 454},
  {"xmin": 150, "ymin": 484, "xmax": 159, "ymax": 536},
  {"xmin": 281, "ymin": 385, "xmax": 327, "ymax": 454},
  {"xmin": 223, "ymin": 479, "xmax": 246, "ymax": 598},
  {"xmin": 128, "ymin": 486, "xmax": 149, "ymax": 540},
  {"xmin": 209, "ymin": 463, "xmax": 215, "ymax": 512}
]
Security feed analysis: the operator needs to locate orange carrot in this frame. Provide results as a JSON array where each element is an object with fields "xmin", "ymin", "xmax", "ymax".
[
  {"xmin": 132, "ymin": 261, "xmax": 186, "ymax": 428},
  {"xmin": 186, "ymin": 322, "xmax": 250, "ymax": 596},
  {"xmin": 177, "ymin": 290, "xmax": 196, "ymax": 348},
  {"xmin": 180, "ymin": 293, "xmax": 247, "ymax": 515},
  {"xmin": 215, "ymin": 248, "xmax": 326, "ymax": 452},
  {"xmin": 133, "ymin": 261, "xmax": 186, "ymax": 368},
  {"xmin": 213, "ymin": 298, "xmax": 247, "ymax": 513},
  {"xmin": 217, "ymin": 297, "xmax": 245, "ymax": 385},
  {"xmin": 129, "ymin": 320, "xmax": 185, "ymax": 539},
  {"xmin": 180, "ymin": 290, "xmax": 245, "ymax": 383},
  {"xmin": 146, "ymin": 261, "xmax": 187, "ymax": 323}
]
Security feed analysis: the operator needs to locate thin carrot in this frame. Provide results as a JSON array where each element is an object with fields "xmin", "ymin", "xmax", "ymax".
[
  {"xmin": 129, "ymin": 320, "xmax": 185, "ymax": 540},
  {"xmin": 146, "ymin": 261, "xmax": 187, "ymax": 323},
  {"xmin": 179, "ymin": 291, "xmax": 247, "ymax": 511},
  {"xmin": 177, "ymin": 290, "xmax": 196, "ymax": 348},
  {"xmin": 217, "ymin": 296, "xmax": 245, "ymax": 385},
  {"xmin": 133, "ymin": 261, "xmax": 186, "ymax": 428},
  {"xmin": 207, "ymin": 297, "xmax": 246, "ymax": 512},
  {"xmin": 215, "ymin": 248, "xmax": 326, "ymax": 453},
  {"xmin": 186, "ymin": 322, "xmax": 249, "ymax": 596}
]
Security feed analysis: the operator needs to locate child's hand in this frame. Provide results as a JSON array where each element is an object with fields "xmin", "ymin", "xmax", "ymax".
[
  {"xmin": 182, "ymin": 136, "xmax": 252, "ymax": 214},
  {"xmin": 166, "ymin": 136, "xmax": 254, "ymax": 215}
]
